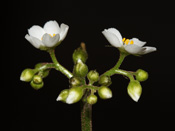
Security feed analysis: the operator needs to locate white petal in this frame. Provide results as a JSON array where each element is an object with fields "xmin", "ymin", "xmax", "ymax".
[
  {"xmin": 25, "ymin": 34, "xmax": 44, "ymax": 48},
  {"xmin": 102, "ymin": 30, "xmax": 122, "ymax": 48},
  {"xmin": 138, "ymin": 46, "xmax": 157, "ymax": 55},
  {"xmin": 131, "ymin": 38, "xmax": 146, "ymax": 47},
  {"xmin": 43, "ymin": 20, "xmax": 60, "ymax": 35},
  {"xmin": 107, "ymin": 28, "xmax": 123, "ymax": 44},
  {"xmin": 66, "ymin": 91, "xmax": 77, "ymax": 104},
  {"xmin": 59, "ymin": 23, "xmax": 69, "ymax": 41},
  {"xmin": 124, "ymin": 44, "xmax": 145, "ymax": 55},
  {"xmin": 42, "ymin": 33, "xmax": 60, "ymax": 47},
  {"xmin": 28, "ymin": 25, "xmax": 45, "ymax": 40}
]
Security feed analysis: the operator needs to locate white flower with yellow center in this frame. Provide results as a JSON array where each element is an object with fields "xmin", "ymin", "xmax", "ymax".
[
  {"xmin": 102, "ymin": 28, "xmax": 157, "ymax": 55},
  {"xmin": 25, "ymin": 20, "xmax": 69, "ymax": 50}
]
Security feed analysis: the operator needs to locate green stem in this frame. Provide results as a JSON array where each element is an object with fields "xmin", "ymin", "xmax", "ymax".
[
  {"xmin": 35, "ymin": 63, "xmax": 56, "ymax": 72},
  {"xmin": 102, "ymin": 52, "xmax": 127, "ymax": 76},
  {"xmin": 81, "ymin": 90, "xmax": 92, "ymax": 131},
  {"xmin": 100, "ymin": 53, "xmax": 135, "ymax": 81},
  {"xmin": 48, "ymin": 49, "xmax": 73, "ymax": 79},
  {"xmin": 114, "ymin": 69, "xmax": 135, "ymax": 81}
]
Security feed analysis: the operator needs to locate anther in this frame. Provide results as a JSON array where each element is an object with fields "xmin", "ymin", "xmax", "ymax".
[
  {"xmin": 125, "ymin": 39, "xmax": 129, "ymax": 45},
  {"xmin": 130, "ymin": 40, "xmax": 134, "ymax": 45},
  {"xmin": 122, "ymin": 38, "xmax": 126, "ymax": 42}
]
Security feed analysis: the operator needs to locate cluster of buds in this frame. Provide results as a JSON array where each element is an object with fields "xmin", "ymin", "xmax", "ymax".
[
  {"xmin": 127, "ymin": 69, "xmax": 148, "ymax": 102},
  {"xmin": 56, "ymin": 44, "xmax": 112, "ymax": 105},
  {"xmin": 20, "ymin": 63, "xmax": 50, "ymax": 90}
]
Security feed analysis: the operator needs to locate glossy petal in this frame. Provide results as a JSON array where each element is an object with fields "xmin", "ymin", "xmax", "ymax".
[
  {"xmin": 124, "ymin": 44, "xmax": 145, "ymax": 55},
  {"xmin": 138, "ymin": 46, "xmax": 157, "ymax": 55},
  {"xmin": 25, "ymin": 34, "xmax": 44, "ymax": 48},
  {"xmin": 131, "ymin": 38, "xmax": 146, "ymax": 47},
  {"xmin": 28, "ymin": 25, "xmax": 45, "ymax": 40},
  {"xmin": 42, "ymin": 33, "xmax": 60, "ymax": 47},
  {"xmin": 59, "ymin": 23, "xmax": 69, "ymax": 41},
  {"xmin": 43, "ymin": 20, "xmax": 60, "ymax": 35},
  {"xmin": 102, "ymin": 30, "xmax": 122, "ymax": 48},
  {"xmin": 107, "ymin": 28, "xmax": 123, "ymax": 44}
]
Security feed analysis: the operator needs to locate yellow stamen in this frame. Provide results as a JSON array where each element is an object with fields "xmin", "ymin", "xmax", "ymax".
[
  {"xmin": 49, "ymin": 33, "xmax": 56, "ymax": 37},
  {"xmin": 125, "ymin": 39, "xmax": 129, "ymax": 45},
  {"xmin": 122, "ymin": 38, "xmax": 126, "ymax": 42},
  {"xmin": 130, "ymin": 40, "xmax": 134, "ymax": 45}
]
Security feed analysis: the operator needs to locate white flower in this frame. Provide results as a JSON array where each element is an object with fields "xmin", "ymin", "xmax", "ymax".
[
  {"xmin": 25, "ymin": 20, "xmax": 69, "ymax": 50},
  {"xmin": 102, "ymin": 28, "xmax": 157, "ymax": 55}
]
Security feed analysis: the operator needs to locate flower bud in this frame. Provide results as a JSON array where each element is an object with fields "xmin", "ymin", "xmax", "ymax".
[
  {"xmin": 127, "ymin": 80, "xmax": 142, "ymax": 102},
  {"xmin": 87, "ymin": 94, "xmax": 98, "ymax": 105},
  {"xmin": 66, "ymin": 86, "xmax": 84, "ymax": 104},
  {"xmin": 73, "ymin": 47, "xmax": 88, "ymax": 64},
  {"xmin": 136, "ymin": 69, "xmax": 148, "ymax": 82},
  {"xmin": 33, "ymin": 75, "xmax": 43, "ymax": 84},
  {"xmin": 87, "ymin": 70, "xmax": 99, "ymax": 82},
  {"xmin": 56, "ymin": 89, "xmax": 69, "ymax": 102},
  {"xmin": 98, "ymin": 86, "xmax": 112, "ymax": 99},
  {"xmin": 69, "ymin": 77, "xmax": 83, "ymax": 87},
  {"xmin": 99, "ymin": 75, "xmax": 112, "ymax": 86},
  {"xmin": 73, "ymin": 59, "xmax": 88, "ymax": 77},
  {"xmin": 20, "ymin": 69, "xmax": 35, "ymax": 82},
  {"xmin": 30, "ymin": 80, "xmax": 44, "ymax": 90}
]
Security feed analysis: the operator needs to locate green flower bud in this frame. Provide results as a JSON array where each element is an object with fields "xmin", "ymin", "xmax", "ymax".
[
  {"xmin": 73, "ymin": 60, "xmax": 88, "ymax": 77},
  {"xmin": 99, "ymin": 75, "xmax": 112, "ymax": 86},
  {"xmin": 87, "ymin": 70, "xmax": 99, "ymax": 82},
  {"xmin": 98, "ymin": 86, "xmax": 112, "ymax": 99},
  {"xmin": 33, "ymin": 75, "xmax": 43, "ymax": 84},
  {"xmin": 73, "ymin": 47, "xmax": 88, "ymax": 64},
  {"xmin": 30, "ymin": 80, "xmax": 44, "ymax": 90},
  {"xmin": 136, "ymin": 69, "xmax": 148, "ymax": 82},
  {"xmin": 56, "ymin": 89, "xmax": 69, "ymax": 102},
  {"xmin": 127, "ymin": 80, "xmax": 142, "ymax": 102},
  {"xmin": 69, "ymin": 77, "xmax": 83, "ymax": 87},
  {"xmin": 87, "ymin": 94, "xmax": 98, "ymax": 105},
  {"xmin": 66, "ymin": 86, "xmax": 84, "ymax": 104},
  {"xmin": 20, "ymin": 69, "xmax": 35, "ymax": 82}
]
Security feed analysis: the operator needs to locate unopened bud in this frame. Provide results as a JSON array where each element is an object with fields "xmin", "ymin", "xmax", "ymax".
[
  {"xmin": 87, "ymin": 94, "xmax": 98, "ymax": 105},
  {"xmin": 136, "ymin": 69, "xmax": 148, "ymax": 82},
  {"xmin": 66, "ymin": 86, "xmax": 84, "ymax": 104},
  {"xmin": 72, "ymin": 47, "xmax": 88, "ymax": 64},
  {"xmin": 69, "ymin": 77, "xmax": 83, "ymax": 87},
  {"xmin": 127, "ymin": 80, "xmax": 142, "ymax": 102},
  {"xmin": 98, "ymin": 86, "xmax": 112, "ymax": 99},
  {"xmin": 56, "ymin": 89, "xmax": 69, "ymax": 102},
  {"xmin": 30, "ymin": 81, "xmax": 44, "ymax": 90},
  {"xmin": 99, "ymin": 75, "xmax": 112, "ymax": 86},
  {"xmin": 33, "ymin": 75, "xmax": 43, "ymax": 84},
  {"xmin": 73, "ymin": 59, "xmax": 88, "ymax": 77},
  {"xmin": 20, "ymin": 69, "xmax": 35, "ymax": 82},
  {"xmin": 87, "ymin": 70, "xmax": 99, "ymax": 82}
]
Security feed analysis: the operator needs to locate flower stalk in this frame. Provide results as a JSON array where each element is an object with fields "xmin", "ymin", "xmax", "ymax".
[
  {"xmin": 48, "ymin": 49, "xmax": 73, "ymax": 79},
  {"xmin": 81, "ymin": 90, "xmax": 92, "ymax": 131}
]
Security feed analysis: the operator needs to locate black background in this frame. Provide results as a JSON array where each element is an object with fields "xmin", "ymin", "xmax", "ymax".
[{"xmin": 6, "ymin": 1, "xmax": 175, "ymax": 131}]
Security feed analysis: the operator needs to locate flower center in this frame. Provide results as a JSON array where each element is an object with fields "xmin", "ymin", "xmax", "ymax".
[
  {"xmin": 122, "ymin": 38, "xmax": 134, "ymax": 45},
  {"xmin": 41, "ymin": 33, "xmax": 56, "ymax": 40},
  {"xmin": 49, "ymin": 33, "xmax": 56, "ymax": 37}
]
